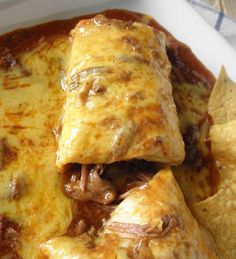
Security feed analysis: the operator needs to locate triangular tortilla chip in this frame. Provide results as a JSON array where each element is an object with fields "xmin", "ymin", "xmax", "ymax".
[
  {"xmin": 210, "ymin": 120, "xmax": 236, "ymax": 175},
  {"xmin": 208, "ymin": 66, "xmax": 236, "ymax": 125},
  {"xmin": 42, "ymin": 169, "xmax": 216, "ymax": 258},
  {"xmin": 193, "ymin": 173, "xmax": 236, "ymax": 259}
]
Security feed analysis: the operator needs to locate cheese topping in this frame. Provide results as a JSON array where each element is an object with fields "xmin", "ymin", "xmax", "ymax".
[
  {"xmin": 57, "ymin": 15, "xmax": 185, "ymax": 167},
  {"xmin": 0, "ymin": 38, "xmax": 72, "ymax": 258}
]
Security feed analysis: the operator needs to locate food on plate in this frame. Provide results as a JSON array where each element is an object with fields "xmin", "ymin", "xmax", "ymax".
[
  {"xmin": 0, "ymin": 8, "xmax": 229, "ymax": 259},
  {"xmin": 193, "ymin": 68, "xmax": 236, "ymax": 258},
  {"xmin": 57, "ymin": 15, "xmax": 184, "ymax": 167},
  {"xmin": 42, "ymin": 168, "xmax": 217, "ymax": 258}
]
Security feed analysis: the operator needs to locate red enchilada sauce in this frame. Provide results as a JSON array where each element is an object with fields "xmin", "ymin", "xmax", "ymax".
[
  {"xmin": 0, "ymin": 9, "xmax": 215, "ymax": 88},
  {"xmin": 0, "ymin": 9, "xmax": 218, "ymax": 238}
]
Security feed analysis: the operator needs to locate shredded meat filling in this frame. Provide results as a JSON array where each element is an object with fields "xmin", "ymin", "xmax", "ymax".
[
  {"xmin": 64, "ymin": 161, "xmax": 157, "ymax": 205},
  {"xmin": 0, "ymin": 215, "xmax": 21, "ymax": 258},
  {"xmin": 67, "ymin": 201, "xmax": 116, "ymax": 236},
  {"xmin": 64, "ymin": 161, "xmax": 159, "ymax": 236},
  {"xmin": 64, "ymin": 165, "xmax": 117, "ymax": 205},
  {"xmin": 107, "ymin": 215, "xmax": 179, "ymax": 238}
]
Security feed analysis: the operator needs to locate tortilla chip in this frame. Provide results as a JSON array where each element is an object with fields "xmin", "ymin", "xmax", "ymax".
[
  {"xmin": 193, "ymin": 173, "xmax": 236, "ymax": 259},
  {"xmin": 193, "ymin": 70, "xmax": 236, "ymax": 258},
  {"xmin": 210, "ymin": 120, "xmax": 236, "ymax": 173},
  {"xmin": 208, "ymin": 66, "xmax": 236, "ymax": 124}
]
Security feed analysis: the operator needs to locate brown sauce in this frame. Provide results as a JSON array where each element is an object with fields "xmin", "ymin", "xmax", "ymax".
[
  {"xmin": 67, "ymin": 201, "xmax": 115, "ymax": 236},
  {"xmin": 0, "ymin": 215, "xmax": 21, "ymax": 258},
  {"xmin": 0, "ymin": 138, "xmax": 17, "ymax": 170}
]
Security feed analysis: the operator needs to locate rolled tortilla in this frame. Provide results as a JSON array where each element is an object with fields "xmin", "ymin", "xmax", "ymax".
[{"xmin": 57, "ymin": 15, "xmax": 184, "ymax": 166}]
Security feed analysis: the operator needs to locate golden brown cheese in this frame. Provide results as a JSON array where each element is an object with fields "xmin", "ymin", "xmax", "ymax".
[
  {"xmin": 57, "ymin": 15, "xmax": 185, "ymax": 167},
  {"xmin": 0, "ymin": 38, "xmax": 73, "ymax": 258},
  {"xmin": 42, "ymin": 169, "xmax": 217, "ymax": 258}
]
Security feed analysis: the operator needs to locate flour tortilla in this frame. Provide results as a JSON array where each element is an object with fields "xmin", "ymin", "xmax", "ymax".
[{"xmin": 42, "ymin": 169, "xmax": 216, "ymax": 258}]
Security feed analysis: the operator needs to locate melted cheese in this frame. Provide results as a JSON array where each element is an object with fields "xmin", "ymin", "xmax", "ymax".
[
  {"xmin": 0, "ymin": 14, "xmax": 213, "ymax": 259},
  {"xmin": 42, "ymin": 169, "xmax": 217, "ymax": 258},
  {"xmin": 0, "ymin": 38, "xmax": 73, "ymax": 258},
  {"xmin": 57, "ymin": 15, "xmax": 184, "ymax": 167}
]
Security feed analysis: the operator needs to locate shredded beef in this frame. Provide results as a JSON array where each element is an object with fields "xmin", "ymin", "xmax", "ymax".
[
  {"xmin": 64, "ymin": 165, "xmax": 117, "ymax": 205},
  {"xmin": 64, "ymin": 160, "xmax": 159, "ymax": 236}
]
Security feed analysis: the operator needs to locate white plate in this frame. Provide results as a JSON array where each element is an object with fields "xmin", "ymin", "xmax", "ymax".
[{"xmin": 0, "ymin": 0, "xmax": 236, "ymax": 80}]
